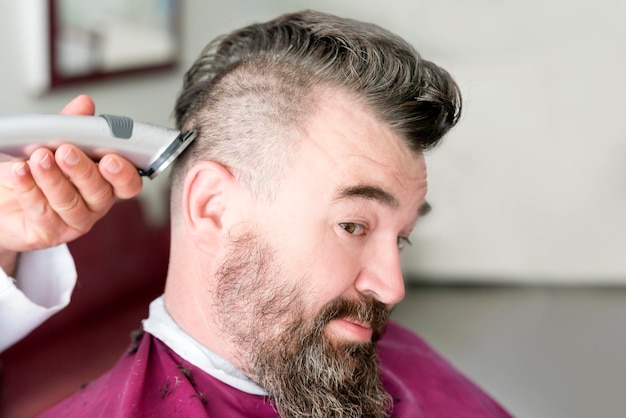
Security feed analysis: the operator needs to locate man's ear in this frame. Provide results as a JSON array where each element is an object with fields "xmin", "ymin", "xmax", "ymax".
[{"xmin": 181, "ymin": 161, "xmax": 232, "ymax": 252}]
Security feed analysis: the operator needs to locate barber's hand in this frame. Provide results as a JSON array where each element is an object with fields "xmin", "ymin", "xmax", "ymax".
[{"xmin": 0, "ymin": 95, "xmax": 143, "ymax": 275}]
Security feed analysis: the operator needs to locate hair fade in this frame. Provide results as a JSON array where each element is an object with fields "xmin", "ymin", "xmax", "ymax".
[{"xmin": 170, "ymin": 10, "xmax": 462, "ymax": 199}]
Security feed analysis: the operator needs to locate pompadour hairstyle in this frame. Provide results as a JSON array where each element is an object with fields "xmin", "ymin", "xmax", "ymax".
[{"xmin": 170, "ymin": 10, "xmax": 462, "ymax": 200}]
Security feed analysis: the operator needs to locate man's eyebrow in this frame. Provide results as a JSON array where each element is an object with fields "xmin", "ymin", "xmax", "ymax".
[
  {"xmin": 333, "ymin": 185, "xmax": 432, "ymax": 218},
  {"xmin": 334, "ymin": 185, "xmax": 399, "ymax": 209}
]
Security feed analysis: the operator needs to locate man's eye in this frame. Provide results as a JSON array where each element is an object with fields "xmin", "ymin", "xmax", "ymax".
[
  {"xmin": 339, "ymin": 222, "xmax": 366, "ymax": 236},
  {"xmin": 397, "ymin": 236, "xmax": 412, "ymax": 251}
]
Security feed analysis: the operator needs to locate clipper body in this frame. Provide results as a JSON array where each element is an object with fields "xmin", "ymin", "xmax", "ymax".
[{"xmin": 0, "ymin": 114, "xmax": 195, "ymax": 178}]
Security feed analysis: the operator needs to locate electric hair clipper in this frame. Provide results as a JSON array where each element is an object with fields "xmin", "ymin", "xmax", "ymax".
[{"xmin": 0, "ymin": 114, "xmax": 196, "ymax": 178}]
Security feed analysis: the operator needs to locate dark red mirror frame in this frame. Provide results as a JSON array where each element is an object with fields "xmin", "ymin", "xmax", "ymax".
[{"xmin": 46, "ymin": 0, "xmax": 181, "ymax": 91}]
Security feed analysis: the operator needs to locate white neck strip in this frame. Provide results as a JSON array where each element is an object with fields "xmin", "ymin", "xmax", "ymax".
[{"xmin": 142, "ymin": 296, "xmax": 267, "ymax": 396}]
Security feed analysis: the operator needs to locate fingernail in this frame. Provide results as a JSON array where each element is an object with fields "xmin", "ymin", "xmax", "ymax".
[
  {"xmin": 39, "ymin": 153, "xmax": 52, "ymax": 170},
  {"xmin": 104, "ymin": 157, "xmax": 121, "ymax": 174},
  {"xmin": 62, "ymin": 148, "xmax": 79, "ymax": 165},
  {"xmin": 12, "ymin": 162, "xmax": 27, "ymax": 176}
]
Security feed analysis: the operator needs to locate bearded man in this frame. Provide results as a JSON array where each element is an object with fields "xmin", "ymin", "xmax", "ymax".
[{"xmin": 0, "ymin": 10, "xmax": 511, "ymax": 418}]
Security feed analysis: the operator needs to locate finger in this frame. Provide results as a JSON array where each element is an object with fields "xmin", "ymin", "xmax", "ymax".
[
  {"xmin": 55, "ymin": 144, "xmax": 115, "ymax": 214},
  {"xmin": 0, "ymin": 160, "xmax": 17, "ymax": 189},
  {"xmin": 8, "ymin": 161, "xmax": 34, "ymax": 193},
  {"xmin": 27, "ymin": 148, "xmax": 94, "ymax": 233},
  {"xmin": 10, "ymin": 156, "xmax": 67, "ymax": 243},
  {"xmin": 10, "ymin": 160, "xmax": 47, "ymax": 219},
  {"xmin": 60, "ymin": 94, "xmax": 96, "ymax": 116},
  {"xmin": 99, "ymin": 154, "xmax": 143, "ymax": 200}
]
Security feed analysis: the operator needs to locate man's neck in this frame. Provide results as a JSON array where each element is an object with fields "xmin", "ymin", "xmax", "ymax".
[{"xmin": 163, "ymin": 278, "xmax": 244, "ymax": 370}]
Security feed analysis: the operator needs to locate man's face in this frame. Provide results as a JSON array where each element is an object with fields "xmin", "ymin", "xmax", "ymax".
[
  {"xmin": 243, "ymin": 88, "xmax": 428, "ymax": 337},
  {"xmin": 213, "ymin": 88, "xmax": 428, "ymax": 416}
]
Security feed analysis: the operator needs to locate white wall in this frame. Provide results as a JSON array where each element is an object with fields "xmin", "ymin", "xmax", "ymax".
[
  {"xmin": 1, "ymin": 0, "xmax": 625, "ymax": 284},
  {"xmin": 396, "ymin": 1, "xmax": 626, "ymax": 284}
]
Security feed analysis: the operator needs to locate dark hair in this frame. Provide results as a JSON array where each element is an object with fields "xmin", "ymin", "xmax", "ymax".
[{"xmin": 170, "ymin": 10, "xmax": 461, "ymax": 200}]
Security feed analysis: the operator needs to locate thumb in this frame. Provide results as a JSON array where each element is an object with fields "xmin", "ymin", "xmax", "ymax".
[{"xmin": 60, "ymin": 94, "xmax": 96, "ymax": 116}]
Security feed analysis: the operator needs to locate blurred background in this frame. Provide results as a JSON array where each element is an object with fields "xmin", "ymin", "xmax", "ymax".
[{"xmin": 1, "ymin": 0, "xmax": 626, "ymax": 417}]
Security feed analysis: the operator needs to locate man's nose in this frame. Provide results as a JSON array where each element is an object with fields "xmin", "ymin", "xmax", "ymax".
[{"xmin": 354, "ymin": 241, "xmax": 405, "ymax": 305}]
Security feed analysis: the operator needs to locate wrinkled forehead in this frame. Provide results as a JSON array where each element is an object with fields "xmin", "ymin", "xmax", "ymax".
[
  {"xmin": 300, "ymin": 87, "xmax": 426, "ymax": 176},
  {"xmin": 292, "ymin": 87, "xmax": 428, "ymax": 207}
]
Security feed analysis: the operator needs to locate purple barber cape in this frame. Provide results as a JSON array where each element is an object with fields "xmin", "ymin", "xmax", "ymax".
[{"xmin": 39, "ymin": 322, "xmax": 512, "ymax": 417}]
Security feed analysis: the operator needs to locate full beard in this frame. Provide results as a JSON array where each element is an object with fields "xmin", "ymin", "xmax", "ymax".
[{"xmin": 214, "ymin": 232, "xmax": 393, "ymax": 417}]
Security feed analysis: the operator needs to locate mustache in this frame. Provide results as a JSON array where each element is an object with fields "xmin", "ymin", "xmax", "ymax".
[{"xmin": 316, "ymin": 296, "xmax": 390, "ymax": 342}]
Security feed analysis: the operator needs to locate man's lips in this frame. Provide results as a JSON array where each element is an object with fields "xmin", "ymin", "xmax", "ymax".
[{"xmin": 325, "ymin": 318, "xmax": 374, "ymax": 342}]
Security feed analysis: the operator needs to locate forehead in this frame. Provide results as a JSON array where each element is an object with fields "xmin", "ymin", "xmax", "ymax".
[{"xmin": 294, "ymin": 88, "xmax": 427, "ymax": 201}]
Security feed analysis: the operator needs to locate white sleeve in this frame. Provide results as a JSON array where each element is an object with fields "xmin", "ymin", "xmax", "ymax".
[{"xmin": 0, "ymin": 244, "xmax": 77, "ymax": 352}]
